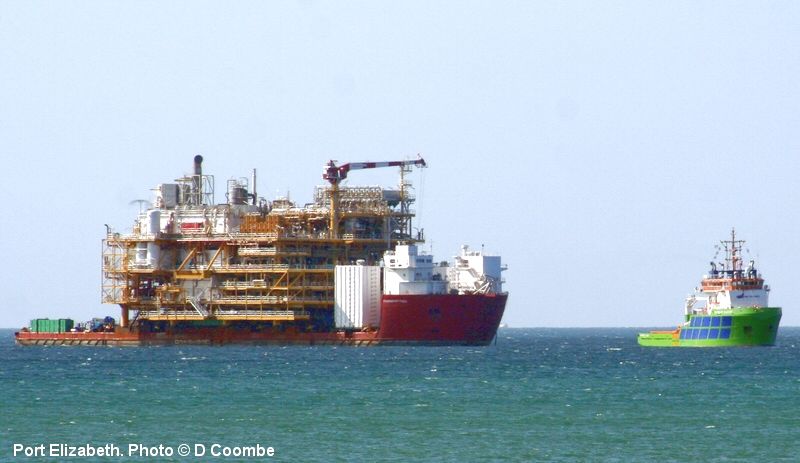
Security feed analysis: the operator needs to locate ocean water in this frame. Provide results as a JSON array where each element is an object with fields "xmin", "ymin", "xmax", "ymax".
[{"xmin": 2, "ymin": 327, "xmax": 799, "ymax": 462}]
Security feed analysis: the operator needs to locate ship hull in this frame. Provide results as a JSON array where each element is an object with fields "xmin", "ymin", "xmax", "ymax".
[
  {"xmin": 14, "ymin": 293, "xmax": 507, "ymax": 347},
  {"xmin": 377, "ymin": 293, "xmax": 507, "ymax": 345},
  {"xmin": 637, "ymin": 307, "xmax": 781, "ymax": 347}
]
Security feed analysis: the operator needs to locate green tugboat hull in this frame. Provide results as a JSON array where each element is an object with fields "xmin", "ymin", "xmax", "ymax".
[{"xmin": 638, "ymin": 307, "xmax": 781, "ymax": 347}]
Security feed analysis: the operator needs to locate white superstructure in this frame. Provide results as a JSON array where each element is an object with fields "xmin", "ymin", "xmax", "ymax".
[
  {"xmin": 383, "ymin": 244, "xmax": 448, "ymax": 295},
  {"xmin": 447, "ymin": 245, "xmax": 505, "ymax": 295},
  {"xmin": 685, "ymin": 228, "xmax": 770, "ymax": 317},
  {"xmin": 382, "ymin": 243, "xmax": 505, "ymax": 296}
]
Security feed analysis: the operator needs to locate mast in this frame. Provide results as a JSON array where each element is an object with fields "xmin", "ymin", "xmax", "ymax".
[{"xmin": 721, "ymin": 227, "xmax": 746, "ymax": 276}]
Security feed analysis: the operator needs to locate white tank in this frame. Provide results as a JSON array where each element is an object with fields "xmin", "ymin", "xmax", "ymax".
[
  {"xmin": 143, "ymin": 210, "xmax": 161, "ymax": 266},
  {"xmin": 148, "ymin": 209, "xmax": 161, "ymax": 235},
  {"xmin": 135, "ymin": 242, "xmax": 148, "ymax": 264},
  {"xmin": 147, "ymin": 243, "xmax": 160, "ymax": 268}
]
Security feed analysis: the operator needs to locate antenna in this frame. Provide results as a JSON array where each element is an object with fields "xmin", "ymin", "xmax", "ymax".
[{"xmin": 129, "ymin": 199, "xmax": 151, "ymax": 213}]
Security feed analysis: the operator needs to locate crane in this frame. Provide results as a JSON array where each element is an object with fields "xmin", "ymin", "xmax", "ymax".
[{"xmin": 322, "ymin": 157, "xmax": 427, "ymax": 239}]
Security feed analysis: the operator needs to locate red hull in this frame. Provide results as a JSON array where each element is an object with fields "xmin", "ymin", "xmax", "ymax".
[
  {"xmin": 378, "ymin": 293, "xmax": 507, "ymax": 344},
  {"xmin": 15, "ymin": 293, "xmax": 507, "ymax": 346}
]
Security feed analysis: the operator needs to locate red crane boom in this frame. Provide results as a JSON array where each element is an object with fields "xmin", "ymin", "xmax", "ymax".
[{"xmin": 323, "ymin": 157, "xmax": 426, "ymax": 185}]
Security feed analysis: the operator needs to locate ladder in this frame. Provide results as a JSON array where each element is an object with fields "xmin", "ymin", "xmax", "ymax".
[{"xmin": 186, "ymin": 296, "xmax": 209, "ymax": 317}]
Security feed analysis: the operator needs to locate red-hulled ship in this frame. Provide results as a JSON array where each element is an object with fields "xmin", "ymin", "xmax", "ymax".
[{"xmin": 16, "ymin": 156, "xmax": 507, "ymax": 346}]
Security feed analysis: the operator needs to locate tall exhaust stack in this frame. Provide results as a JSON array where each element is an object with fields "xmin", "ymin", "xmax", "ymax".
[
  {"xmin": 252, "ymin": 168, "xmax": 257, "ymax": 205},
  {"xmin": 193, "ymin": 155, "xmax": 203, "ymax": 205}
]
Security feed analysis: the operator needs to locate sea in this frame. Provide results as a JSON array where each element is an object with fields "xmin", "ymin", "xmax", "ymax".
[{"xmin": 2, "ymin": 327, "xmax": 799, "ymax": 462}]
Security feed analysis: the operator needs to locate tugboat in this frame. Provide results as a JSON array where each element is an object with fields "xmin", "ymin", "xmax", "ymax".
[{"xmin": 638, "ymin": 229, "xmax": 781, "ymax": 347}]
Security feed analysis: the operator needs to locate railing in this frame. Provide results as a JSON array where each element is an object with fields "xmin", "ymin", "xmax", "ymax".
[
  {"xmin": 138, "ymin": 310, "xmax": 204, "ymax": 320},
  {"xmin": 215, "ymin": 295, "xmax": 285, "ymax": 303},
  {"xmin": 213, "ymin": 295, "xmax": 332, "ymax": 303},
  {"xmin": 215, "ymin": 310, "xmax": 310, "ymax": 320},
  {"xmin": 341, "ymin": 232, "xmax": 386, "ymax": 240},
  {"xmin": 220, "ymin": 281, "xmax": 267, "ymax": 289},
  {"xmin": 137, "ymin": 309, "xmax": 312, "ymax": 321},
  {"xmin": 701, "ymin": 278, "xmax": 764, "ymax": 291}
]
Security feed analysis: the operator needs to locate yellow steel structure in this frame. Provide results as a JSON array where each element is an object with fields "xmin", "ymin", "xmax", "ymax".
[
  {"xmin": 102, "ymin": 197, "xmax": 417, "ymax": 328},
  {"xmin": 102, "ymin": 157, "xmax": 425, "ymax": 330}
]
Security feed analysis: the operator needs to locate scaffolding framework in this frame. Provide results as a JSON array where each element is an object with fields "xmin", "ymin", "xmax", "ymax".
[
  {"xmin": 103, "ymin": 221, "xmax": 413, "ymax": 328},
  {"xmin": 102, "ymin": 158, "xmax": 427, "ymax": 331}
]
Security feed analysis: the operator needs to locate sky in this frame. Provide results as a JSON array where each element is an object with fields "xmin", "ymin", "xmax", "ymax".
[{"xmin": 1, "ymin": 1, "xmax": 799, "ymax": 328}]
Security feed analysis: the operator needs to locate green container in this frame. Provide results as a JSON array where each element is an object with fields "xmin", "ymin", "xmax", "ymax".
[
  {"xmin": 59, "ymin": 319, "xmax": 74, "ymax": 332},
  {"xmin": 30, "ymin": 318, "xmax": 48, "ymax": 332},
  {"xmin": 29, "ymin": 318, "xmax": 74, "ymax": 333}
]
